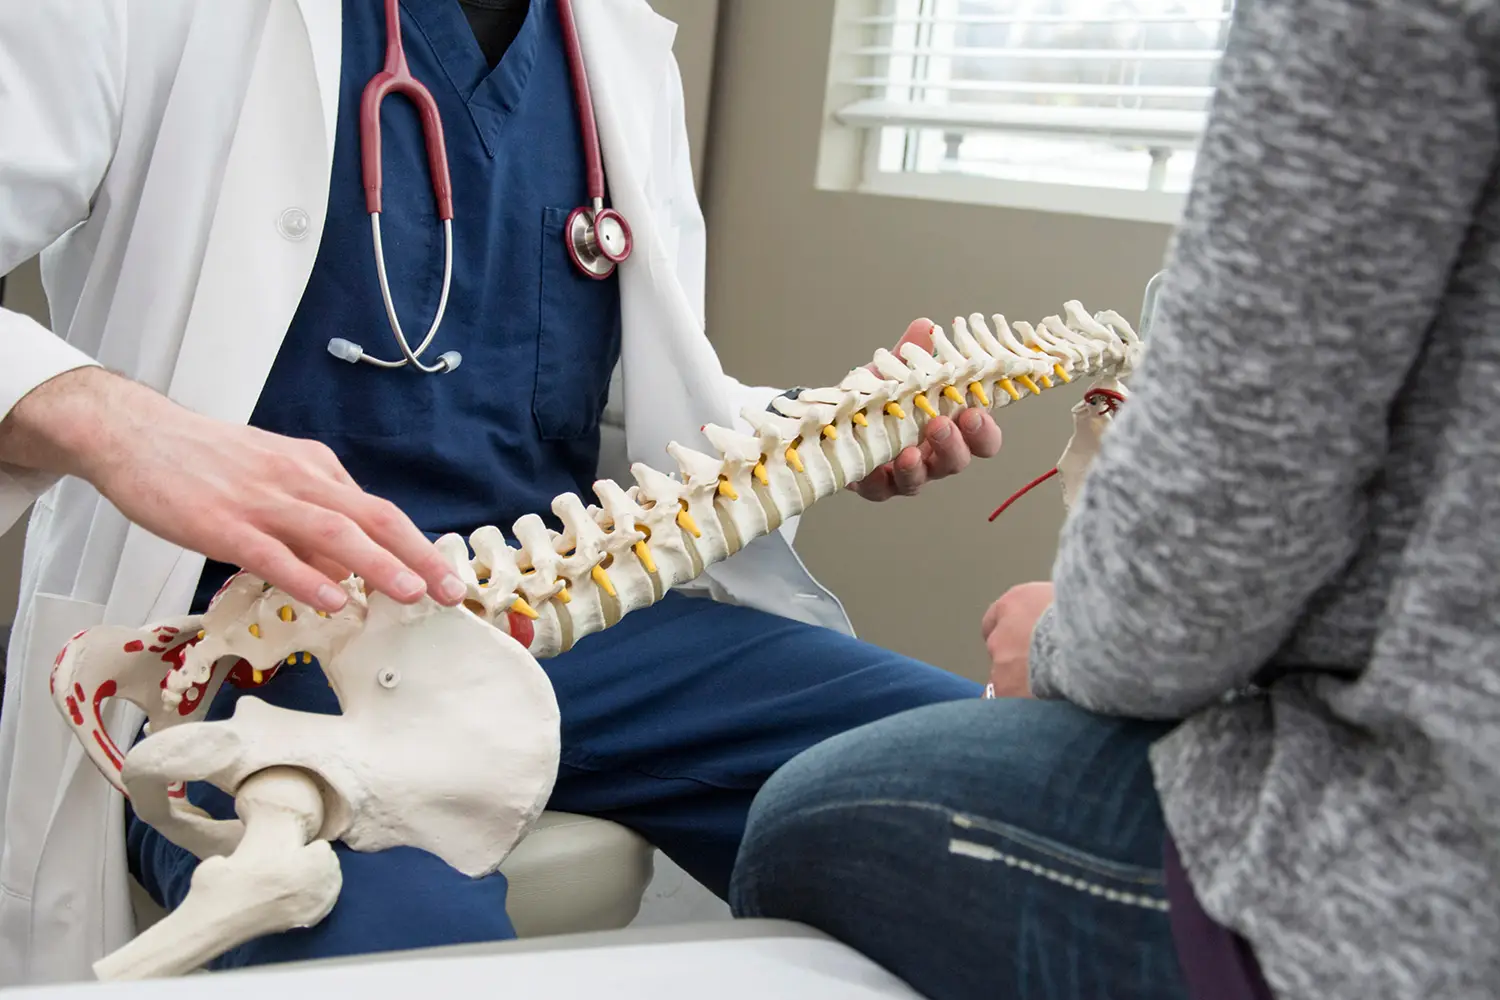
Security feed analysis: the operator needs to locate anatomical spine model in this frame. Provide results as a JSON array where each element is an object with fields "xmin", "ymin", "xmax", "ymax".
[{"xmin": 50, "ymin": 301, "xmax": 1141, "ymax": 979}]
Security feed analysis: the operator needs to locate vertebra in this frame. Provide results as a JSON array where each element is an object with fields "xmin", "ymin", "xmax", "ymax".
[{"xmin": 433, "ymin": 301, "xmax": 1141, "ymax": 658}]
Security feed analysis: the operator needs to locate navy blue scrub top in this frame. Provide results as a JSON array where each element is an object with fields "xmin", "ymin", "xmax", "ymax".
[{"xmin": 193, "ymin": 0, "xmax": 622, "ymax": 610}]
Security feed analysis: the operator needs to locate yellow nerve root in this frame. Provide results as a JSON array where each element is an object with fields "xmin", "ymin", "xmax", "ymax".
[
  {"xmin": 851, "ymin": 411, "xmax": 869, "ymax": 427},
  {"xmin": 999, "ymin": 379, "xmax": 1021, "ymax": 402},
  {"xmin": 1017, "ymin": 375, "xmax": 1042, "ymax": 396},
  {"xmin": 753, "ymin": 462, "xmax": 770, "ymax": 486},
  {"xmin": 785, "ymin": 444, "xmax": 805, "ymax": 473},
  {"xmin": 942, "ymin": 386, "xmax": 967, "ymax": 407},
  {"xmin": 510, "ymin": 597, "xmax": 540, "ymax": 620},
  {"xmin": 1053, "ymin": 364, "xmax": 1072, "ymax": 384},
  {"xmin": 717, "ymin": 477, "xmax": 739, "ymax": 501},
  {"xmin": 677, "ymin": 500, "xmax": 702, "ymax": 538},
  {"xmin": 591, "ymin": 565, "xmax": 617, "ymax": 598},
  {"xmin": 884, "ymin": 402, "xmax": 907, "ymax": 420},
  {"xmin": 821, "ymin": 425, "xmax": 838, "ymax": 440},
  {"xmin": 967, "ymin": 382, "xmax": 990, "ymax": 408},
  {"xmin": 914, "ymin": 393, "xmax": 938, "ymax": 419},
  {"xmin": 634, "ymin": 540, "xmax": 657, "ymax": 575}
]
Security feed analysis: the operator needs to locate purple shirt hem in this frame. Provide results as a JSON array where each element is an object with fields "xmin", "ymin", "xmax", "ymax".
[{"xmin": 1164, "ymin": 834, "xmax": 1276, "ymax": 1000}]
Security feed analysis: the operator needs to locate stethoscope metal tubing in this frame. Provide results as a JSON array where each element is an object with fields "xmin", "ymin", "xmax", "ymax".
[{"xmin": 361, "ymin": 214, "xmax": 456, "ymax": 372}]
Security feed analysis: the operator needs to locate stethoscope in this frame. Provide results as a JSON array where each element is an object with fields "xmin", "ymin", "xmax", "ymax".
[{"xmin": 326, "ymin": 0, "xmax": 632, "ymax": 375}]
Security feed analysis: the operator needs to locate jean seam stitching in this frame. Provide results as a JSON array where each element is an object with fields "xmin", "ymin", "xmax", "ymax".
[
  {"xmin": 947, "ymin": 837, "xmax": 1170, "ymax": 912},
  {"xmin": 773, "ymin": 797, "xmax": 1163, "ymax": 887},
  {"xmin": 950, "ymin": 810, "xmax": 1164, "ymax": 886}
]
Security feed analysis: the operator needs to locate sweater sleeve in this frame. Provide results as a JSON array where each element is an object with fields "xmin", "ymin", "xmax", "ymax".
[{"xmin": 1028, "ymin": 0, "xmax": 1498, "ymax": 718}]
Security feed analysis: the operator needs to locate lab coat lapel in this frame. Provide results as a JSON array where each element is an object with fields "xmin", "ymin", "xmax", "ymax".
[
  {"xmin": 104, "ymin": 0, "xmax": 340, "ymax": 629},
  {"xmin": 571, "ymin": 0, "xmax": 740, "ymax": 467}
]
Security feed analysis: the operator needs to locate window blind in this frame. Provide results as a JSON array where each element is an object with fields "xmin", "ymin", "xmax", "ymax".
[{"xmin": 830, "ymin": 0, "xmax": 1235, "ymax": 194}]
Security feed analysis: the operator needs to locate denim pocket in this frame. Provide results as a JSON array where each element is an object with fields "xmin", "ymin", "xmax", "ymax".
[{"xmin": 532, "ymin": 207, "xmax": 623, "ymax": 441}]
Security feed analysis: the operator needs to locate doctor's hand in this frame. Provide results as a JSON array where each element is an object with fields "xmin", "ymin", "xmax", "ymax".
[
  {"xmin": 0, "ymin": 367, "xmax": 467, "ymax": 614},
  {"xmin": 981, "ymin": 581, "xmax": 1053, "ymax": 699},
  {"xmin": 847, "ymin": 319, "xmax": 1003, "ymax": 502}
]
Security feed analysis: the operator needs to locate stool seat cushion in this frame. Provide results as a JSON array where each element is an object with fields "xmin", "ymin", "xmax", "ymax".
[{"xmin": 498, "ymin": 812, "xmax": 654, "ymax": 937}]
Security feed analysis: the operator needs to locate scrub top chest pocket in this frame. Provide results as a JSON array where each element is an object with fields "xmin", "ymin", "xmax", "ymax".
[{"xmin": 534, "ymin": 206, "xmax": 624, "ymax": 441}]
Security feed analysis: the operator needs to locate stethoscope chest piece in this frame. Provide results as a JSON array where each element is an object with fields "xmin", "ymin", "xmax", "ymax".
[{"xmin": 567, "ymin": 205, "xmax": 633, "ymax": 279}]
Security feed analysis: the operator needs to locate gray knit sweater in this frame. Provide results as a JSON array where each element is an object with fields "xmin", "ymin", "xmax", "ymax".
[{"xmin": 1027, "ymin": 2, "xmax": 1500, "ymax": 997}]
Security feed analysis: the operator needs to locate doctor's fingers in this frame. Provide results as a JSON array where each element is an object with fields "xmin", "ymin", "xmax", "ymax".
[
  {"xmin": 956, "ymin": 408, "xmax": 1002, "ymax": 460},
  {"xmin": 888, "ymin": 447, "xmax": 931, "ymax": 498},
  {"xmin": 260, "ymin": 494, "xmax": 467, "ymax": 610},
  {"xmin": 215, "ymin": 526, "xmax": 353, "ymax": 613},
  {"xmin": 922, "ymin": 417, "xmax": 974, "ymax": 480}
]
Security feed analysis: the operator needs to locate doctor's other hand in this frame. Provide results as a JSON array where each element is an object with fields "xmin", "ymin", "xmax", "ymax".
[
  {"xmin": 981, "ymin": 581, "xmax": 1053, "ymax": 698},
  {"xmin": 0, "ymin": 367, "xmax": 466, "ymax": 614},
  {"xmin": 847, "ymin": 318, "xmax": 1003, "ymax": 502}
]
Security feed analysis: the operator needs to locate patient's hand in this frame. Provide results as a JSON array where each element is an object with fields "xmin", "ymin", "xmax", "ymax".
[
  {"xmin": 981, "ymin": 582, "xmax": 1053, "ymax": 698},
  {"xmin": 847, "ymin": 319, "xmax": 1003, "ymax": 501}
]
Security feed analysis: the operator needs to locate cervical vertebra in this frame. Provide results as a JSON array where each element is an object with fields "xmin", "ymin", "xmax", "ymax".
[{"xmin": 50, "ymin": 300, "xmax": 1139, "ymax": 979}]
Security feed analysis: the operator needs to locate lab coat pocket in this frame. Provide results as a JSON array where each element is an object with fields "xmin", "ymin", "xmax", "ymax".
[
  {"xmin": 532, "ymin": 207, "xmax": 624, "ymax": 442},
  {"xmin": 0, "ymin": 592, "xmax": 108, "ymax": 907}
]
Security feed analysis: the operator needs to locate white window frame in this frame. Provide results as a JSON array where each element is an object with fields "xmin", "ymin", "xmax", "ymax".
[{"xmin": 816, "ymin": 0, "xmax": 1229, "ymax": 226}]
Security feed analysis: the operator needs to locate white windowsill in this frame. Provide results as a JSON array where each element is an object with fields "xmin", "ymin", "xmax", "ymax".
[{"xmin": 832, "ymin": 168, "xmax": 1187, "ymax": 227}]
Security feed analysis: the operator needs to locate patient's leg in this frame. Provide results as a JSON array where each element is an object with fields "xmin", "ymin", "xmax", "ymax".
[{"xmin": 729, "ymin": 699, "xmax": 1186, "ymax": 1000}]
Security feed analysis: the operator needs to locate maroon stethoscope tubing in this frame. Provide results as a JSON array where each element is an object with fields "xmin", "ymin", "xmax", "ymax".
[
  {"xmin": 360, "ymin": 0, "xmax": 629, "ymax": 275},
  {"xmin": 556, "ymin": 0, "xmax": 632, "ymax": 273},
  {"xmin": 361, "ymin": 0, "xmax": 454, "ymax": 221}
]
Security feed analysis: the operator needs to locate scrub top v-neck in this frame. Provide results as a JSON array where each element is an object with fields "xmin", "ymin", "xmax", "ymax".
[{"xmin": 191, "ymin": 0, "xmax": 624, "ymax": 612}]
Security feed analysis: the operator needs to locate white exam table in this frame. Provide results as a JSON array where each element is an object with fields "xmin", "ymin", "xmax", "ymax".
[{"xmin": 1, "ymin": 921, "xmax": 927, "ymax": 999}]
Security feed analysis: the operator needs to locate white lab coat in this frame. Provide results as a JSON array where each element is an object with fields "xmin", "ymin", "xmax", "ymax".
[{"xmin": 0, "ymin": 0, "xmax": 852, "ymax": 984}]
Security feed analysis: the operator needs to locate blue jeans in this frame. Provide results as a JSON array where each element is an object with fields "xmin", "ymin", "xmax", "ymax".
[
  {"xmin": 128, "ymin": 591, "xmax": 979, "ymax": 968},
  {"xmin": 729, "ymin": 698, "xmax": 1189, "ymax": 1000}
]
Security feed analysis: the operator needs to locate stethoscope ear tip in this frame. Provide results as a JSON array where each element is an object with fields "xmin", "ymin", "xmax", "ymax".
[{"xmin": 436, "ymin": 351, "xmax": 463, "ymax": 372}]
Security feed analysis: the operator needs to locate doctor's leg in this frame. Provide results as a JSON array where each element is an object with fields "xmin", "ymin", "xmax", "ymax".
[{"xmin": 542, "ymin": 590, "xmax": 980, "ymax": 898}]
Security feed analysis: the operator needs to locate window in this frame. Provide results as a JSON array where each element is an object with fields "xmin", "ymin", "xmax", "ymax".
[{"xmin": 818, "ymin": 0, "xmax": 1234, "ymax": 224}]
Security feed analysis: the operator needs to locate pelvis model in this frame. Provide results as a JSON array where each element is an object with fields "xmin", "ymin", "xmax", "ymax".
[{"xmin": 50, "ymin": 302, "xmax": 1142, "ymax": 979}]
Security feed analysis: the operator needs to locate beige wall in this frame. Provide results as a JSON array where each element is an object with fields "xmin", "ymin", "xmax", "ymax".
[{"xmin": 700, "ymin": 0, "xmax": 1173, "ymax": 681}]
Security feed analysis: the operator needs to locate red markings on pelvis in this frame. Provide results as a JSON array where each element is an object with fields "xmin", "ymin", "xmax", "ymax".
[
  {"xmin": 123, "ymin": 640, "xmax": 145, "ymax": 653},
  {"xmin": 90, "ymin": 680, "xmax": 124, "ymax": 770},
  {"xmin": 92, "ymin": 730, "xmax": 123, "ymax": 770}
]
